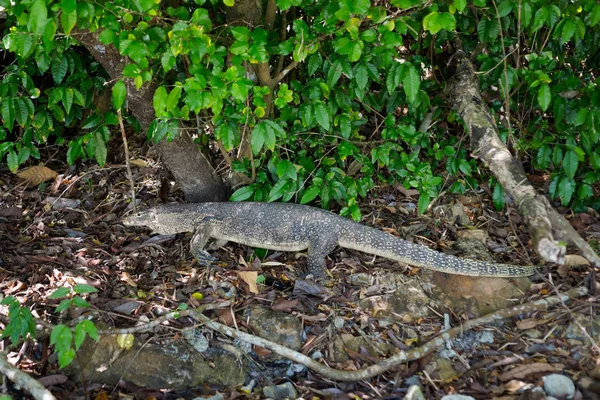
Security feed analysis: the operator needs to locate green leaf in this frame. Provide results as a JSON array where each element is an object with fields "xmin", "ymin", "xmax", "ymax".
[
  {"xmin": 7, "ymin": 150, "xmax": 18, "ymax": 172},
  {"xmin": 340, "ymin": 114, "xmax": 352, "ymax": 139},
  {"xmin": 231, "ymin": 26, "xmax": 250, "ymax": 42},
  {"xmin": 300, "ymin": 185, "xmax": 320, "ymax": 204},
  {"xmin": 557, "ymin": 176, "xmax": 574, "ymax": 205},
  {"xmin": 51, "ymin": 54, "xmax": 68, "ymax": 84},
  {"xmin": 17, "ymin": 147, "xmax": 31, "ymax": 165},
  {"xmin": 437, "ymin": 12, "xmax": 456, "ymax": 31},
  {"xmin": 563, "ymin": 150, "xmax": 578, "ymax": 180},
  {"xmin": 477, "ymin": 17, "xmax": 500, "ymax": 41},
  {"xmin": 459, "ymin": 159, "xmax": 472, "ymax": 176},
  {"xmin": 315, "ymin": 103, "xmax": 330, "ymax": 131},
  {"xmin": 423, "ymin": 12, "xmax": 442, "ymax": 34},
  {"xmin": 28, "ymin": 0, "xmax": 48, "ymax": 36},
  {"xmin": 58, "ymin": 348, "xmax": 76, "ymax": 369},
  {"xmin": 492, "ymin": 182, "xmax": 505, "ymax": 210},
  {"xmin": 50, "ymin": 324, "xmax": 73, "ymax": 348},
  {"xmin": 403, "ymin": 65, "xmax": 420, "ymax": 104},
  {"xmin": 94, "ymin": 131, "xmax": 107, "ymax": 167},
  {"xmin": 14, "ymin": 98, "xmax": 29, "ymax": 126},
  {"xmin": 71, "ymin": 297, "xmax": 90, "ymax": 308},
  {"xmin": 561, "ymin": 19, "xmax": 575, "ymax": 42},
  {"xmin": 268, "ymin": 179, "xmax": 290, "ymax": 202},
  {"xmin": 347, "ymin": 40, "xmax": 363, "ymax": 62},
  {"xmin": 276, "ymin": 159, "xmax": 297, "ymax": 180},
  {"xmin": 251, "ymin": 123, "xmax": 266, "ymax": 155},
  {"xmin": 62, "ymin": 88, "xmax": 73, "ymax": 115},
  {"xmin": 536, "ymin": 144, "xmax": 552, "ymax": 169},
  {"xmin": 308, "ymin": 52, "xmax": 322, "ymax": 77},
  {"xmin": 230, "ymin": 186, "xmax": 255, "ymax": 201},
  {"xmin": 73, "ymin": 284, "xmax": 98, "ymax": 294},
  {"xmin": 61, "ymin": 9, "xmax": 77, "ymax": 35},
  {"xmin": 35, "ymin": 49, "xmax": 51, "ymax": 72},
  {"xmin": 354, "ymin": 63, "xmax": 368, "ymax": 91},
  {"xmin": 59, "ymin": 0, "xmax": 77, "ymax": 13},
  {"xmin": 166, "ymin": 87, "xmax": 182, "ymax": 113},
  {"xmin": 497, "ymin": 0, "xmax": 513, "ymax": 17},
  {"xmin": 552, "ymin": 146, "xmax": 563, "ymax": 167},
  {"xmin": 42, "ymin": 19, "xmax": 57, "ymax": 52},
  {"xmin": 112, "ymin": 81, "xmax": 126, "ymax": 109},
  {"xmin": 49, "ymin": 287, "xmax": 71, "ymax": 299},
  {"xmin": 98, "ymin": 29, "xmax": 115, "ymax": 45},
  {"xmin": 454, "ymin": 0, "xmax": 466, "ymax": 12},
  {"xmin": 532, "ymin": 7, "xmax": 549, "ymax": 32},
  {"xmin": 417, "ymin": 194, "xmax": 430, "ymax": 214},
  {"xmin": 538, "ymin": 83, "xmax": 551, "ymax": 111},
  {"xmin": 1, "ymin": 99, "xmax": 15, "ymax": 130},
  {"xmin": 153, "ymin": 86, "xmax": 168, "ymax": 117}
]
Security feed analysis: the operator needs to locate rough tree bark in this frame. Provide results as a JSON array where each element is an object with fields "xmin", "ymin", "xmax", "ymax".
[
  {"xmin": 75, "ymin": 31, "xmax": 228, "ymax": 203},
  {"xmin": 445, "ymin": 42, "xmax": 600, "ymax": 275}
]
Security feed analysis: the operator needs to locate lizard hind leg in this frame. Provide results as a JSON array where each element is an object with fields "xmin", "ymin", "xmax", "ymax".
[
  {"xmin": 190, "ymin": 229, "xmax": 217, "ymax": 267},
  {"xmin": 305, "ymin": 238, "xmax": 337, "ymax": 279}
]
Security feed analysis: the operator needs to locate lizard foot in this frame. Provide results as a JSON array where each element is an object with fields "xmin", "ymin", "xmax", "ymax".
[{"xmin": 193, "ymin": 250, "xmax": 217, "ymax": 267}]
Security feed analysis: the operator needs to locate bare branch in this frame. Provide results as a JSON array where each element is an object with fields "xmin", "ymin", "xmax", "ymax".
[
  {"xmin": 0, "ymin": 353, "xmax": 57, "ymax": 400},
  {"xmin": 446, "ymin": 45, "xmax": 600, "ymax": 270}
]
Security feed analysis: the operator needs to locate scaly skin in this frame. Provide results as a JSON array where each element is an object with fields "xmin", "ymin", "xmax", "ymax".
[{"xmin": 123, "ymin": 202, "xmax": 537, "ymax": 278}]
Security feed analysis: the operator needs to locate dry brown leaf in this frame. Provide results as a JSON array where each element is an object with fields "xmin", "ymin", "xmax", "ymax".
[
  {"xmin": 16, "ymin": 165, "xmax": 58, "ymax": 186},
  {"xmin": 499, "ymin": 363, "xmax": 557, "ymax": 381},
  {"xmin": 238, "ymin": 270, "xmax": 259, "ymax": 294},
  {"xmin": 253, "ymin": 345, "xmax": 272, "ymax": 357},
  {"xmin": 129, "ymin": 158, "xmax": 149, "ymax": 168},
  {"xmin": 516, "ymin": 318, "xmax": 544, "ymax": 330},
  {"xmin": 94, "ymin": 391, "xmax": 109, "ymax": 400}
]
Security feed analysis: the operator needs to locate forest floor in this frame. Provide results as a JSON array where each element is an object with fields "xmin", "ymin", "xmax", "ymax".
[{"xmin": 0, "ymin": 143, "xmax": 599, "ymax": 400}]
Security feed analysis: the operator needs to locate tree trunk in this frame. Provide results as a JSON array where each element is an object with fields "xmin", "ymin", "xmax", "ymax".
[{"xmin": 76, "ymin": 31, "xmax": 229, "ymax": 203}]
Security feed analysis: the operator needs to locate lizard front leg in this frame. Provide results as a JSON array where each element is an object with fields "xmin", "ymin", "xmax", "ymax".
[{"xmin": 190, "ymin": 228, "xmax": 217, "ymax": 266}]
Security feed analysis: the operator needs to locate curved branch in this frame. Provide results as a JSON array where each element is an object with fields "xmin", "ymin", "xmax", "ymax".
[
  {"xmin": 191, "ymin": 287, "xmax": 588, "ymax": 381},
  {"xmin": 0, "ymin": 352, "xmax": 57, "ymax": 400}
]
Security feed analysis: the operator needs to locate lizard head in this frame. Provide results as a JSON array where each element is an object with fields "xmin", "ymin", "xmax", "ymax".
[{"xmin": 122, "ymin": 209, "xmax": 161, "ymax": 231}]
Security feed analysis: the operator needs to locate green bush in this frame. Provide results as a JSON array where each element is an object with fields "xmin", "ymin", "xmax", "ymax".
[{"xmin": 1, "ymin": 0, "xmax": 599, "ymax": 214}]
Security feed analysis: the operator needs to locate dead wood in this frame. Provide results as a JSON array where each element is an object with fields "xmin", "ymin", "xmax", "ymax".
[
  {"xmin": 100, "ymin": 287, "xmax": 588, "ymax": 382},
  {"xmin": 0, "ymin": 352, "xmax": 57, "ymax": 400},
  {"xmin": 445, "ymin": 42, "xmax": 600, "ymax": 273}
]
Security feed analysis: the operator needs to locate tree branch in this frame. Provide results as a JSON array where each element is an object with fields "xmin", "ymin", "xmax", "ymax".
[
  {"xmin": 0, "ymin": 352, "xmax": 57, "ymax": 400},
  {"xmin": 96, "ymin": 288, "xmax": 588, "ymax": 382},
  {"xmin": 446, "ymin": 44, "xmax": 600, "ymax": 272}
]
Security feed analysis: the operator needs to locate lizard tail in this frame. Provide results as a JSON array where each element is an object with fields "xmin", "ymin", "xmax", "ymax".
[{"xmin": 338, "ymin": 224, "xmax": 537, "ymax": 277}]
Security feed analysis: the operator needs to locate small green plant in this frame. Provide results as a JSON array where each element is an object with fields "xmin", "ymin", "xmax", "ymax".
[
  {"xmin": 1, "ymin": 284, "xmax": 100, "ymax": 369},
  {"xmin": 48, "ymin": 284, "xmax": 100, "ymax": 368}
]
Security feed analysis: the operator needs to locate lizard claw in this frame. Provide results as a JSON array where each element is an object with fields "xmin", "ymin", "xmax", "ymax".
[{"xmin": 193, "ymin": 250, "xmax": 217, "ymax": 266}]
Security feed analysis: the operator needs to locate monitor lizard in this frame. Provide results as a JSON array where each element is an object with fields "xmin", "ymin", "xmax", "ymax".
[{"xmin": 122, "ymin": 202, "xmax": 536, "ymax": 278}]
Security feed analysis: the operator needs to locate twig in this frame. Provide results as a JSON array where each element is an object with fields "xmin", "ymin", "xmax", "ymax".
[
  {"xmin": 187, "ymin": 286, "xmax": 588, "ymax": 381},
  {"xmin": 96, "ymin": 302, "xmax": 231, "ymax": 335},
  {"xmin": 117, "ymin": 109, "xmax": 136, "ymax": 212},
  {"xmin": 0, "ymin": 352, "xmax": 57, "ymax": 400}
]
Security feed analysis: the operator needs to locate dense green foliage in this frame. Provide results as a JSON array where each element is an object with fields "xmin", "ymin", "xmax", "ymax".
[{"xmin": 1, "ymin": 0, "xmax": 600, "ymax": 215}]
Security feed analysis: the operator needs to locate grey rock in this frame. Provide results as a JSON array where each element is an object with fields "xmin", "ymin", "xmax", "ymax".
[
  {"xmin": 66, "ymin": 335, "xmax": 247, "ymax": 389},
  {"xmin": 244, "ymin": 306, "xmax": 303, "ymax": 350},
  {"xmin": 262, "ymin": 382, "xmax": 298, "ymax": 400},
  {"xmin": 543, "ymin": 374, "xmax": 576, "ymax": 400}
]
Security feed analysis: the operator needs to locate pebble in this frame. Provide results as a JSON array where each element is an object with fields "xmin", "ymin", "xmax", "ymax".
[
  {"xmin": 542, "ymin": 374, "xmax": 576, "ymax": 400},
  {"xmin": 262, "ymin": 382, "xmax": 297, "ymax": 400},
  {"xmin": 441, "ymin": 395, "xmax": 475, "ymax": 400}
]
